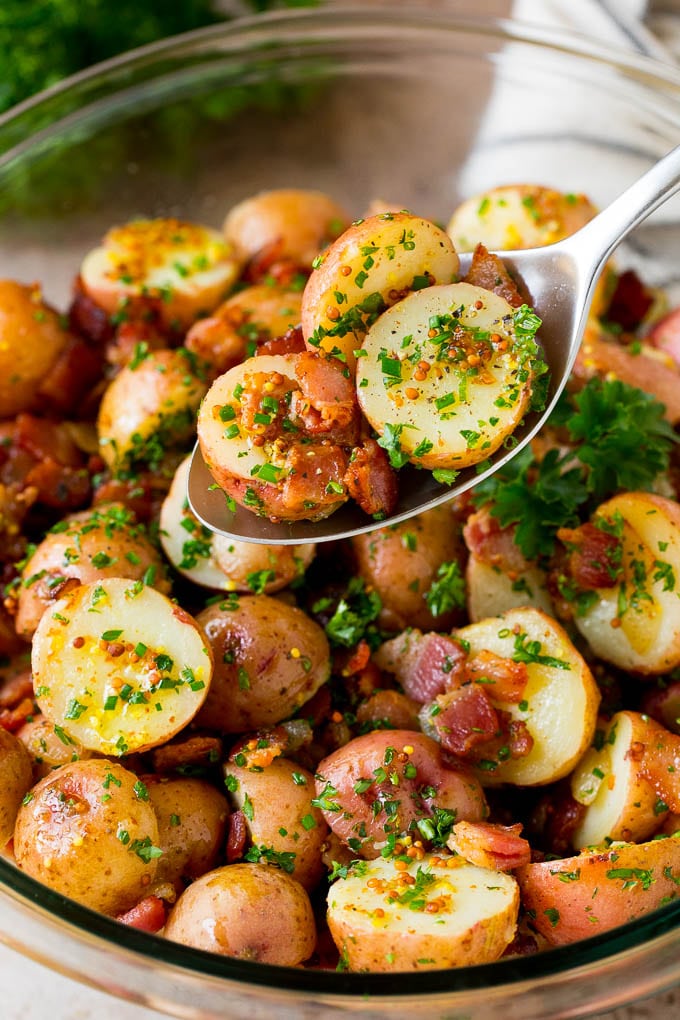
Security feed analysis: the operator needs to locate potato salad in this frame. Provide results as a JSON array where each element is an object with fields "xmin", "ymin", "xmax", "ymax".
[{"xmin": 1, "ymin": 184, "xmax": 680, "ymax": 971}]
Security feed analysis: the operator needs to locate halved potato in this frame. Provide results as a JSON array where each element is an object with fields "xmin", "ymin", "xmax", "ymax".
[
  {"xmin": 80, "ymin": 218, "xmax": 240, "ymax": 329},
  {"xmin": 301, "ymin": 212, "xmax": 459, "ymax": 367},
  {"xmin": 356, "ymin": 283, "xmax": 542, "ymax": 471},
  {"xmin": 327, "ymin": 852, "xmax": 518, "ymax": 971},
  {"xmin": 456, "ymin": 608, "xmax": 600, "ymax": 786},
  {"xmin": 466, "ymin": 553, "xmax": 553, "ymax": 622},
  {"xmin": 517, "ymin": 836, "xmax": 680, "ymax": 946},
  {"xmin": 32, "ymin": 577, "xmax": 213, "ymax": 756},
  {"xmin": 570, "ymin": 711, "xmax": 665, "ymax": 849},
  {"xmin": 571, "ymin": 493, "xmax": 680, "ymax": 673}
]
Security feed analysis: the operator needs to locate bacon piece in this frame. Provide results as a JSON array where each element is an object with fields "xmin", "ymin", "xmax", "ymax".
[
  {"xmin": 0, "ymin": 669, "xmax": 32, "ymax": 710},
  {"xmin": 344, "ymin": 438, "xmax": 398, "ymax": 517},
  {"xmin": 69, "ymin": 274, "xmax": 115, "ymax": 344},
  {"xmin": 15, "ymin": 414, "xmax": 84, "ymax": 468},
  {"xmin": 0, "ymin": 697, "xmax": 35, "ymax": 734},
  {"xmin": 280, "ymin": 443, "xmax": 349, "ymax": 518},
  {"xmin": 92, "ymin": 472, "xmax": 167, "ymax": 525},
  {"xmin": 107, "ymin": 317, "xmax": 168, "ymax": 370},
  {"xmin": 503, "ymin": 714, "xmax": 534, "ymax": 758},
  {"xmin": 431, "ymin": 685, "xmax": 500, "ymax": 757},
  {"xmin": 605, "ymin": 269, "xmax": 653, "ymax": 331},
  {"xmin": 23, "ymin": 459, "xmax": 91, "ymax": 511},
  {"xmin": 291, "ymin": 351, "xmax": 360, "ymax": 444},
  {"xmin": 463, "ymin": 243, "xmax": 525, "ymax": 308},
  {"xmin": 242, "ymin": 240, "xmax": 306, "ymax": 288},
  {"xmin": 37, "ymin": 335, "xmax": 103, "ymax": 415},
  {"xmin": 448, "ymin": 820, "xmax": 531, "ymax": 871},
  {"xmin": 375, "ymin": 631, "xmax": 468, "ymax": 703},
  {"xmin": 227, "ymin": 809, "xmax": 248, "ymax": 862},
  {"xmin": 459, "ymin": 649, "xmax": 529, "ymax": 704},
  {"xmin": 256, "ymin": 324, "xmax": 306, "ymax": 357},
  {"xmin": 116, "ymin": 895, "xmax": 167, "ymax": 933},
  {"xmin": 541, "ymin": 785, "xmax": 588, "ymax": 857},
  {"xmin": 150, "ymin": 734, "xmax": 222, "ymax": 773},
  {"xmin": 356, "ymin": 689, "xmax": 421, "ymax": 731},
  {"xmin": 557, "ymin": 522, "xmax": 622, "ymax": 590},
  {"xmin": 463, "ymin": 505, "xmax": 531, "ymax": 578}
]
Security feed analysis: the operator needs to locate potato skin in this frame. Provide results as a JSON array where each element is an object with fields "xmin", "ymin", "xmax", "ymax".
[
  {"xmin": 351, "ymin": 506, "xmax": 464, "ymax": 632},
  {"xmin": 17, "ymin": 715, "xmax": 93, "ymax": 780},
  {"xmin": 0, "ymin": 280, "xmax": 69, "ymax": 418},
  {"xmin": 0, "ymin": 727, "xmax": 33, "ymax": 847},
  {"xmin": 146, "ymin": 776, "xmax": 229, "ymax": 888},
  {"xmin": 196, "ymin": 595, "xmax": 330, "ymax": 732},
  {"xmin": 164, "ymin": 862, "xmax": 316, "ymax": 964},
  {"xmin": 224, "ymin": 758, "xmax": 327, "ymax": 890},
  {"xmin": 14, "ymin": 759, "xmax": 160, "ymax": 914},
  {"xmin": 517, "ymin": 837, "xmax": 680, "ymax": 946},
  {"xmin": 315, "ymin": 730, "xmax": 487, "ymax": 857},
  {"xmin": 15, "ymin": 504, "xmax": 169, "ymax": 639}
]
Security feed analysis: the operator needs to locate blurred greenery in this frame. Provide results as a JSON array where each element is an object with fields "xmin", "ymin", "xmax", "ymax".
[{"xmin": 0, "ymin": 0, "xmax": 318, "ymax": 113}]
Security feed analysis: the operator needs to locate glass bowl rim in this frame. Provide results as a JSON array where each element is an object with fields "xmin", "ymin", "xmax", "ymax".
[{"xmin": 2, "ymin": 2, "xmax": 680, "ymax": 1004}]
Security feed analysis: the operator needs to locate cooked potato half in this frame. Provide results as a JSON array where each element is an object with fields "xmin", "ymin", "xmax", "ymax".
[
  {"xmin": 224, "ymin": 757, "xmax": 328, "ymax": 890},
  {"xmin": 447, "ymin": 184, "xmax": 596, "ymax": 253},
  {"xmin": 160, "ymin": 456, "xmax": 315, "ymax": 591},
  {"xmin": 301, "ymin": 212, "xmax": 459, "ymax": 367},
  {"xmin": 80, "ymin": 218, "xmax": 240, "ymax": 329},
  {"xmin": 146, "ymin": 776, "xmax": 229, "ymax": 888},
  {"xmin": 570, "ymin": 711, "xmax": 663, "ymax": 849},
  {"xmin": 164, "ymin": 862, "xmax": 316, "ymax": 964},
  {"xmin": 517, "ymin": 836, "xmax": 680, "ymax": 946},
  {"xmin": 15, "ymin": 504, "xmax": 169, "ymax": 639},
  {"xmin": 315, "ymin": 730, "xmax": 487, "ymax": 858},
  {"xmin": 571, "ymin": 493, "xmax": 680, "ymax": 673},
  {"xmin": 97, "ymin": 348, "xmax": 208, "ymax": 470},
  {"xmin": 457, "ymin": 607, "xmax": 600, "ymax": 785},
  {"xmin": 0, "ymin": 727, "xmax": 33, "ymax": 847},
  {"xmin": 466, "ymin": 553, "xmax": 553, "ymax": 622},
  {"xmin": 14, "ymin": 759, "xmax": 161, "ymax": 914},
  {"xmin": 351, "ymin": 506, "xmax": 464, "ymax": 631},
  {"xmin": 357, "ymin": 283, "xmax": 542, "ymax": 471},
  {"xmin": 185, "ymin": 283, "xmax": 303, "ymax": 376},
  {"xmin": 328, "ymin": 853, "xmax": 518, "ymax": 971},
  {"xmin": 0, "ymin": 280, "xmax": 69, "ymax": 418},
  {"xmin": 32, "ymin": 578, "xmax": 213, "ymax": 756},
  {"xmin": 196, "ymin": 594, "xmax": 330, "ymax": 732},
  {"xmin": 223, "ymin": 188, "xmax": 349, "ymax": 268},
  {"xmin": 197, "ymin": 353, "xmax": 351, "ymax": 522}
]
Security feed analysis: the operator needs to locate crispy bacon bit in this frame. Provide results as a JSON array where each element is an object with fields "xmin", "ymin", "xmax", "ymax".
[
  {"xmin": 291, "ymin": 352, "xmax": 360, "ymax": 444},
  {"xmin": 463, "ymin": 505, "xmax": 531, "ymax": 577},
  {"xmin": 37, "ymin": 336, "xmax": 103, "ymax": 415},
  {"xmin": 458, "ymin": 649, "xmax": 529, "ymax": 704},
  {"xmin": 605, "ymin": 269, "xmax": 654, "ymax": 332},
  {"xmin": 92, "ymin": 472, "xmax": 167, "ymax": 525},
  {"xmin": 281, "ymin": 443, "xmax": 349, "ymax": 517},
  {"xmin": 557, "ymin": 522, "xmax": 622, "ymax": 590},
  {"xmin": 0, "ymin": 668, "xmax": 33, "ymax": 710},
  {"xmin": 116, "ymin": 895, "xmax": 167, "ymax": 933},
  {"xmin": 242, "ymin": 240, "xmax": 306, "ymax": 287},
  {"xmin": 448, "ymin": 820, "xmax": 531, "ymax": 871},
  {"xmin": 69, "ymin": 274, "xmax": 115, "ymax": 344},
  {"xmin": 226, "ymin": 809, "xmax": 248, "ymax": 863},
  {"xmin": 338, "ymin": 639, "xmax": 372, "ymax": 677},
  {"xmin": 502, "ymin": 930, "xmax": 540, "ymax": 958},
  {"xmin": 356, "ymin": 689, "xmax": 421, "ymax": 731},
  {"xmin": 344, "ymin": 438, "xmax": 398, "ymax": 517},
  {"xmin": 463, "ymin": 243, "xmax": 525, "ymax": 308},
  {"xmin": 431, "ymin": 685, "xmax": 500, "ymax": 757},
  {"xmin": 503, "ymin": 714, "xmax": 534, "ymax": 759},
  {"xmin": 150, "ymin": 734, "xmax": 222, "ymax": 773},
  {"xmin": 0, "ymin": 697, "xmax": 35, "ymax": 733},
  {"xmin": 375, "ymin": 632, "xmax": 468, "ymax": 704},
  {"xmin": 256, "ymin": 324, "xmax": 307, "ymax": 357}
]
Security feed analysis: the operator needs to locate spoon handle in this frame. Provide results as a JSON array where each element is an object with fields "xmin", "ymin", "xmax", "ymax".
[{"xmin": 569, "ymin": 142, "xmax": 680, "ymax": 273}]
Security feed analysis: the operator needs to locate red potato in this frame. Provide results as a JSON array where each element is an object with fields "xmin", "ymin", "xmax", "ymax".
[
  {"xmin": 0, "ymin": 727, "xmax": 33, "ymax": 847},
  {"xmin": 315, "ymin": 730, "xmax": 488, "ymax": 858},
  {"xmin": 145, "ymin": 776, "xmax": 229, "ymax": 889},
  {"xmin": 517, "ymin": 836, "xmax": 680, "ymax": 946},
  {"xmin": 196, "ymin": 594, "xmax": 330, "ymax": 732},
  {"xmin": 164, "ymin": 862, "xmax": 316, "ymax": 964}
]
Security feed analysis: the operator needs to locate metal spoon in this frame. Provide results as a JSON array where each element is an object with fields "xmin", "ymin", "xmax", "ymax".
[{"xmin": 188, "ymin": 144, "xmax": 680, "ymax": 545}]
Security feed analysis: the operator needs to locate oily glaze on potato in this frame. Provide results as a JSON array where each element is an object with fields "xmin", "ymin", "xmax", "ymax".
[
  {"xmin": 570, "ymin": 711, "xmax": 662, "ymax": 849},
  {"xmin": 196, "ymin": 594, "xmax": 330, "ymax": 732},
  {"xmin": 80, "ymin": 218, "xmax": 240, "ymax": 330},
  {"xmin": 314, "ymin": 730, "xmax": 487, "ymax": 858},
  {"xmin": 160, "ymin": 456, "xmax": 315, "ymax": 591},
  {"xmin": 146, "ymin": 776, "xmax": 229, "ymax": 889},
  {"xmin": 328, "ymin": 852, "xmax": 518, "ymax": 971},
  {"xmin": 301, "ymin": 211, "xmax": 459, "ymax": 367},
  {"xmin": 517, "ymin": 836, "xmax": 680, "ymax": 946},
  {"xmin": 17, "ymin": 714, "xmax": 93, "ymax": 780},
  {"xmin": 455, "ymin": 608, "xmax": 600, "ymax": 786},
  {"xmin": 357, "ymin": 283, "xmax": 542, "ymax": 472},
  {"xmin": 164, "ymin": 862, "xmax": 316, "ymax": 964},
  {"xmin": 0, "ymin": 727, "xmax": 33, "ymax": 847},
  {"xmin": 15, "ymin": 504, "xmax": 169, "ymax": 639},
  {"xmin": 224, "ymin": 757, "xmax": 328, "ymax": 890},
  {"xmin": 97, "ymin": 348, "xmax": 208, "ymax": 470},
  {"xmin": 14, "ymin": 759, "xmax": 161, "ymax": 914},
  {"xmin": 351, "ymin": 506, "xmax": 465, "ymax": 632},
  {"xmin": 569, "ymin": 493, "xmax": 680, "ymax": 673},
  {"xmin": 0, "ymin": 280, "xmax": 70, "ymax": 418},
  {"xmin": 32, "ymin": 578, "xmax": 213, "ymax": 756}
]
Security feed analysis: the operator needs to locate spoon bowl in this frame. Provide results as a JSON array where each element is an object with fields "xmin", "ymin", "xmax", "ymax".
[{"xmin": 188, "ymin": 143, "xmax": 680, "ymax": 545}]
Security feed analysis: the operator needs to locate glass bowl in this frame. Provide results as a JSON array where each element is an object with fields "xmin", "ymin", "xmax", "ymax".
[{"xmin": 2, "ymin": 6, "xmax": 680, "ymax": 1018}]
